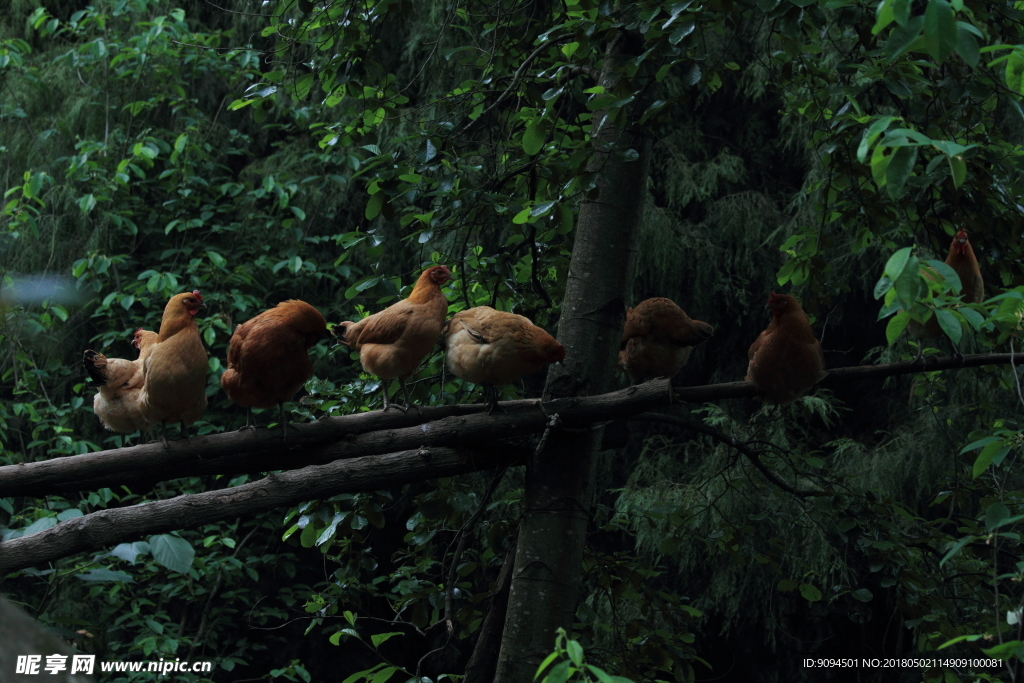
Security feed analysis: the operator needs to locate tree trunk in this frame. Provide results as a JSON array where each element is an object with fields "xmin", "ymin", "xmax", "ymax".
[{"xmin": 493, "ymin": 29, "xmax": 655, "ymax": 682}]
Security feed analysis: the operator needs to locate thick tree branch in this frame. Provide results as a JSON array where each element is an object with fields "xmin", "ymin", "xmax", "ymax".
[
  {"xmin": 0, "ymin": 381, "xmax": 673, "ymax": 498},
  {"xmin": 0, "ymin": 446, "xmax": 517, "ymax": 575},
  {"xmin": 4, "ymin": 353, "xmax": 1014, "ymax": 499}
]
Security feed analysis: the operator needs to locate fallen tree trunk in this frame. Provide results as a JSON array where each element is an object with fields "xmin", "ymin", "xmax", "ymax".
[{"xmin": 0, "ymin": 446, "xmax": 515, "ymax": 574}]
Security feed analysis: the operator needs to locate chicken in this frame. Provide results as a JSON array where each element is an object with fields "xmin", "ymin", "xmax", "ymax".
[
  {"xmin": 745, "ymin": 292, "xmax": 827, "ymax": 404},
  {"xmin": 83, "ymin": 328, "xmax": 159, "ymax": 435},
  {"xmin": 334, "ymin": 265, "xmax": 453, "ymax": 412},
  {"xmin": 220, "ymin": 300, "xmax": 327, "ymax": 439},
  {"xmin": 138, "ymin": 290, "xmax": 209, "ymax": 444},
  {"xmin": 617, "ymin": 297, "xmax": 714, "ymax": 384},
  {"xmin": 908, "ymin": 228, "xmax": 984, "ymax": 359},
  {"xmin": 444, "ymin": 306, "xmax": 565, "ymax": 413}
]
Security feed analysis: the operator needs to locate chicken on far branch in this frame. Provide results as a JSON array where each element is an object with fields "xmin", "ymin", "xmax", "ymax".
[
  {"xmin": 444, "ymin": 306, "xmax": 565, "ymax": 413},
  {"xmin": 221, "ymin": 300, "xmax": 327, "ymax": 440},
  {"xmin": 617, "ymin": 297, "xmax": 714, "ymax": 384},
  {"xmin": 745, "ymin": 292, "xmax": 827, "ymax": 404},
  {"xmin": 82, "ymin": 328, "xmax": 159, "ymax": 437},
  {"xmin": 139, "ymin": 290, "xmax": 209, "ymax": 444},
  {"xmin": 907, "ymin": 228, "xmax": 985, "ymax": 362},
  {"xmin": 333, "ymin": 265, "xmax": 454, "ymax": 412}
]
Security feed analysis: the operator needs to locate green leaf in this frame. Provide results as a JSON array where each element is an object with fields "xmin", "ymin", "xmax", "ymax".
[
  {"xmin": 512, "ymin": 207, "xmax": 532, "ymax": 224},
  {"xmin": 985, "ymin": 502, "xmax": 1010, "ymax": 532},
  {"xmin": 893, "ymin": 256, "xmax": 920, "ymax": 310},
  {"xmin": 370, "ymin": 632, "xmax": 403, "ymax": 648},
  {"xmin": 851, "ymin": 588, "xmax": 873, "ymax": 602},
  {"xmin": 934, "ymin": 309, "xmax": 962, "ymax": 345},
  {"xmin": 885, "ymin": 145, "xmax": 917, "ymax": 198},
  {"xmin": 365, "ymin": 192, "xmax": 384, "ymax": 220},
  {"xmin": 892, "ymin": 0, "xmax": 911, "ymax": 26},
  {"xmin": 148, "ymin": 534, "xmax": 195, "ymax": 574},
  {"xmin": 857, "ymin": 116, "xmax": 897, "ymax": 163},
  {"xmin": 566, "ymin": 639, "xmax": 584, "ymax": 666},
  {"xmin": 873, "ymin": 275, "xmax": 893, "ymax": 299},
  {"xmin": 924, "ymin": 0, "xmax": 956, "ymax": 64},
  {"xmin": 885, "ymin": 310, "xmax": 911, "ymax": 345},
  {"xmin": 973, "ymin": 441, "xmax": 1011, "ymax": 478},
  {"xmin": 947, "ymin": 155, "xmax": 966, "ymax": 187},
  {"xmin": 955, "ymin": 22, "xmax": 980, "ymax": 67},
  {"xmin": 799, "ymin": 583, "xmax": 822, "ymax": 602},
  {"xmin": 777, "ymin": 579, "xmax": 798, "ymax": 591},
  {"xmin": 939, "ymin": 535, "xmax": 974, "ymax": 565},
  {"xmin": 923, "ymin": 259, "xmax": 961, "ymax": 294},
  {"xmin": 77, "ymin": 194, "xmax": 97, "ymax": 214},
  {"xmin": 523, "ymin": 118, "xmax": 548, "ymax": 156},
  {"xmin": 884, "ymin": 247, "xmax": 913, "ymax": 281},
  {"xmin": 74, "ymin": 569, "xmax": 136, "ymax": 583}
]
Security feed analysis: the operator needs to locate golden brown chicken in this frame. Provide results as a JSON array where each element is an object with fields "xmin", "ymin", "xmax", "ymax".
[
  {"xmin": 221, "ymin": 300, "xmax": 327, "ymax": 439},
  {"xmin": 445, "ymin": 306, "xmax": 565, "ymax": 413},
  {"xmin": 83, "ymin": 328, "xmax": 159, "ymax": 435},
  {"xmin": 617, "ymin": 297, "xmax": 714, "ymax": 384},
  {"xmin": 139, "ymin": 290, "xmax": 209, "ymax": 444},
  {"xmin": 745, "ymin": 292, "xmax": 827, "ymax": 404},
  {"xmin": 334, "ymin": 265, "xmax": 453, "ymax": 412},
  {"xmin": 908, "ymin": 228, "xmax": 984, "ymax": 359}
]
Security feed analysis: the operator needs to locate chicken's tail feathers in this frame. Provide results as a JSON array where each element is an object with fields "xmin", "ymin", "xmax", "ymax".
[
  {"xmin": 82, "ymin": 350, "xmax": 109, "ymax": 386},
  {"xmin": 672, "ymin": 320, "xmax": 715, "ymax": 347},
  {"xmin": 331, "ymin": 321, "xmax": 358, "ymax": 347}
]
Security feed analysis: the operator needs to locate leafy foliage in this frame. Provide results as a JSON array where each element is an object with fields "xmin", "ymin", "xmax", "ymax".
[{"xmin": 3, "ymin": 0, "xmax": 1024, "ymax": 680}]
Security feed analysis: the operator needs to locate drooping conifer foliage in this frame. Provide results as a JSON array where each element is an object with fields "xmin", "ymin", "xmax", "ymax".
[{"xmin": 3, "ymin": 0, "xmax": 1024, "ymax": 680}]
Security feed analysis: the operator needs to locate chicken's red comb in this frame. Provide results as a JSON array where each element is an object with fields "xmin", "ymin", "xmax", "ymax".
[{"xmin": 192, "ymin": 290, "xmax": 203, "ymax": 301}]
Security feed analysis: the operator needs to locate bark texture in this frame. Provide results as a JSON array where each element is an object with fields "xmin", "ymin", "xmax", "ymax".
[
  {"xmin": 0, "ymin": 381, "xmax": 672, "ymax": 498},
  {"xmin": 494, "ymin": 28, "xmax": 655, "ymax": 682},
  {"xmin": 0, "ymin": 446, "xmax": 511, "ymax": 574}
]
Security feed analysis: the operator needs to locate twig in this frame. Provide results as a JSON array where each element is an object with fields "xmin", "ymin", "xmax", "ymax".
[
  {"xmin": 628, "ymin": 412, "xmax": 824, "ymax": 498},
  {"xmin": 458, "ymin": 34, "xmax": 571, "ymax": 137}
]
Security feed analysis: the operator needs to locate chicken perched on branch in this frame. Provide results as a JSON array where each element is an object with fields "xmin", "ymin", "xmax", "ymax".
[
  {"xmin": 334, "ymin": 266, "xmax": 453, "ymax": 412},
  {"xmin": 221, "ymin": 300, "xmax": 327, "ymax": 439},
  {"xmin": 617, "ymin": 297, "xmax": 714, "ymax": 384},
  {"xmin": 83, "ymin": 328, "xmax": 159, "ymax": 435},
  {"xmin": 139, "ymin": 291, "xmax": 209, "ymax": 444},
  {"xmin": 745, "ymin": 292, "xmax": 827, "ymax": 404},
  {"xmin": 445, "ymin": 306, "xmax": 565, "ymax": 413},
  {"xmin": 908, "ymin": 228, "xmax": 985, "ymax": 359}
]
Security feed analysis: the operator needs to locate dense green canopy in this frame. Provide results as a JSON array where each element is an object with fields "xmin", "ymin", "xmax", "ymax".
[{"xmin": 3, "ymin": 0, "xmax": 1024, "ymax": 680}]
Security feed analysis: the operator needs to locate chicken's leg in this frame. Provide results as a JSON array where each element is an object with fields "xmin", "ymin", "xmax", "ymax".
[
  {"xmin": 483, "ymin": 384, "xmax": 505, "ymax": 414},
  {"xmin": 239, "ymin": 408, "xmax": 257, "ymax": 433},
  {"xmin": 382, "ymin": 384, "xmax": 407, "ymax": 413}
]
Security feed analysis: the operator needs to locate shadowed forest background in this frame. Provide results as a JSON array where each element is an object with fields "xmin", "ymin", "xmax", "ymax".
[{"xmin": 3, "ymin": 0, "xmax": 1024, "ymax": 681}]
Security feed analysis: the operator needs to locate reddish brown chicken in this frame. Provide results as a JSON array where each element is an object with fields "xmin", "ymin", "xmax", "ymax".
[
  {"xmin": 445, "ymin": 306, "xmax": 565, "ymax": 413},
  {"xmin": 617, "ymin": 297, "xmax": 714, "ymax": 384},
  {"xmin": 83, "ymin": 328, "xmax": 159, "ymax": 435},
  {"xmin": 908, "ymin": 228, "xmax": 985, "ymax": 358},
  {"xmin": 335, "ymin": 265, "xmax": 453, "ymax": 412},
  {"xmin": 139, "ymin": 290, "xmax": 209, "ymax": 444},
  {"xmin": 221, "ymin": 300, "xmax": 327, "ymax": 439},
  {"xmin": 745, "ymin": 292, "xmax": 827, "ymax": 404}
]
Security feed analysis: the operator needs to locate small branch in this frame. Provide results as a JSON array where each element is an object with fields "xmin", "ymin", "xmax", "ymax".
[
  {"xmin": 444, "ymin": 468, "xmax": 507, "ymax": 623},
  {"xmin": 458, "ymin": 34, "xmax": 570, "ymax": 137},
  {"xmin": 628, "ymin": 413, "xmax": 823, "ymax": 498}
]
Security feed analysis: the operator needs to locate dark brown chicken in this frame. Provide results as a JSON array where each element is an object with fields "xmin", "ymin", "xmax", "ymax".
[
  {"xmin": 445, "ymin": 306, "xmax": 565, "ymax": 413},
  {"xmin": 335, "ymin": 265, "xmax": 453, "ymax": 412},
  {"xmin": 908, "ymin": 228, "xmax": 984, "ymax": 358},
  {"xmin": 745, "ymin": 292, "xmax": 827, "ymax": 404},
  {"xmin": 617, "ymin": 298, "xmax": 713, "ymax": 384},
  {"xmin": 221, "ymin": 300, "xmax": 327, "ymax": 439}
]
